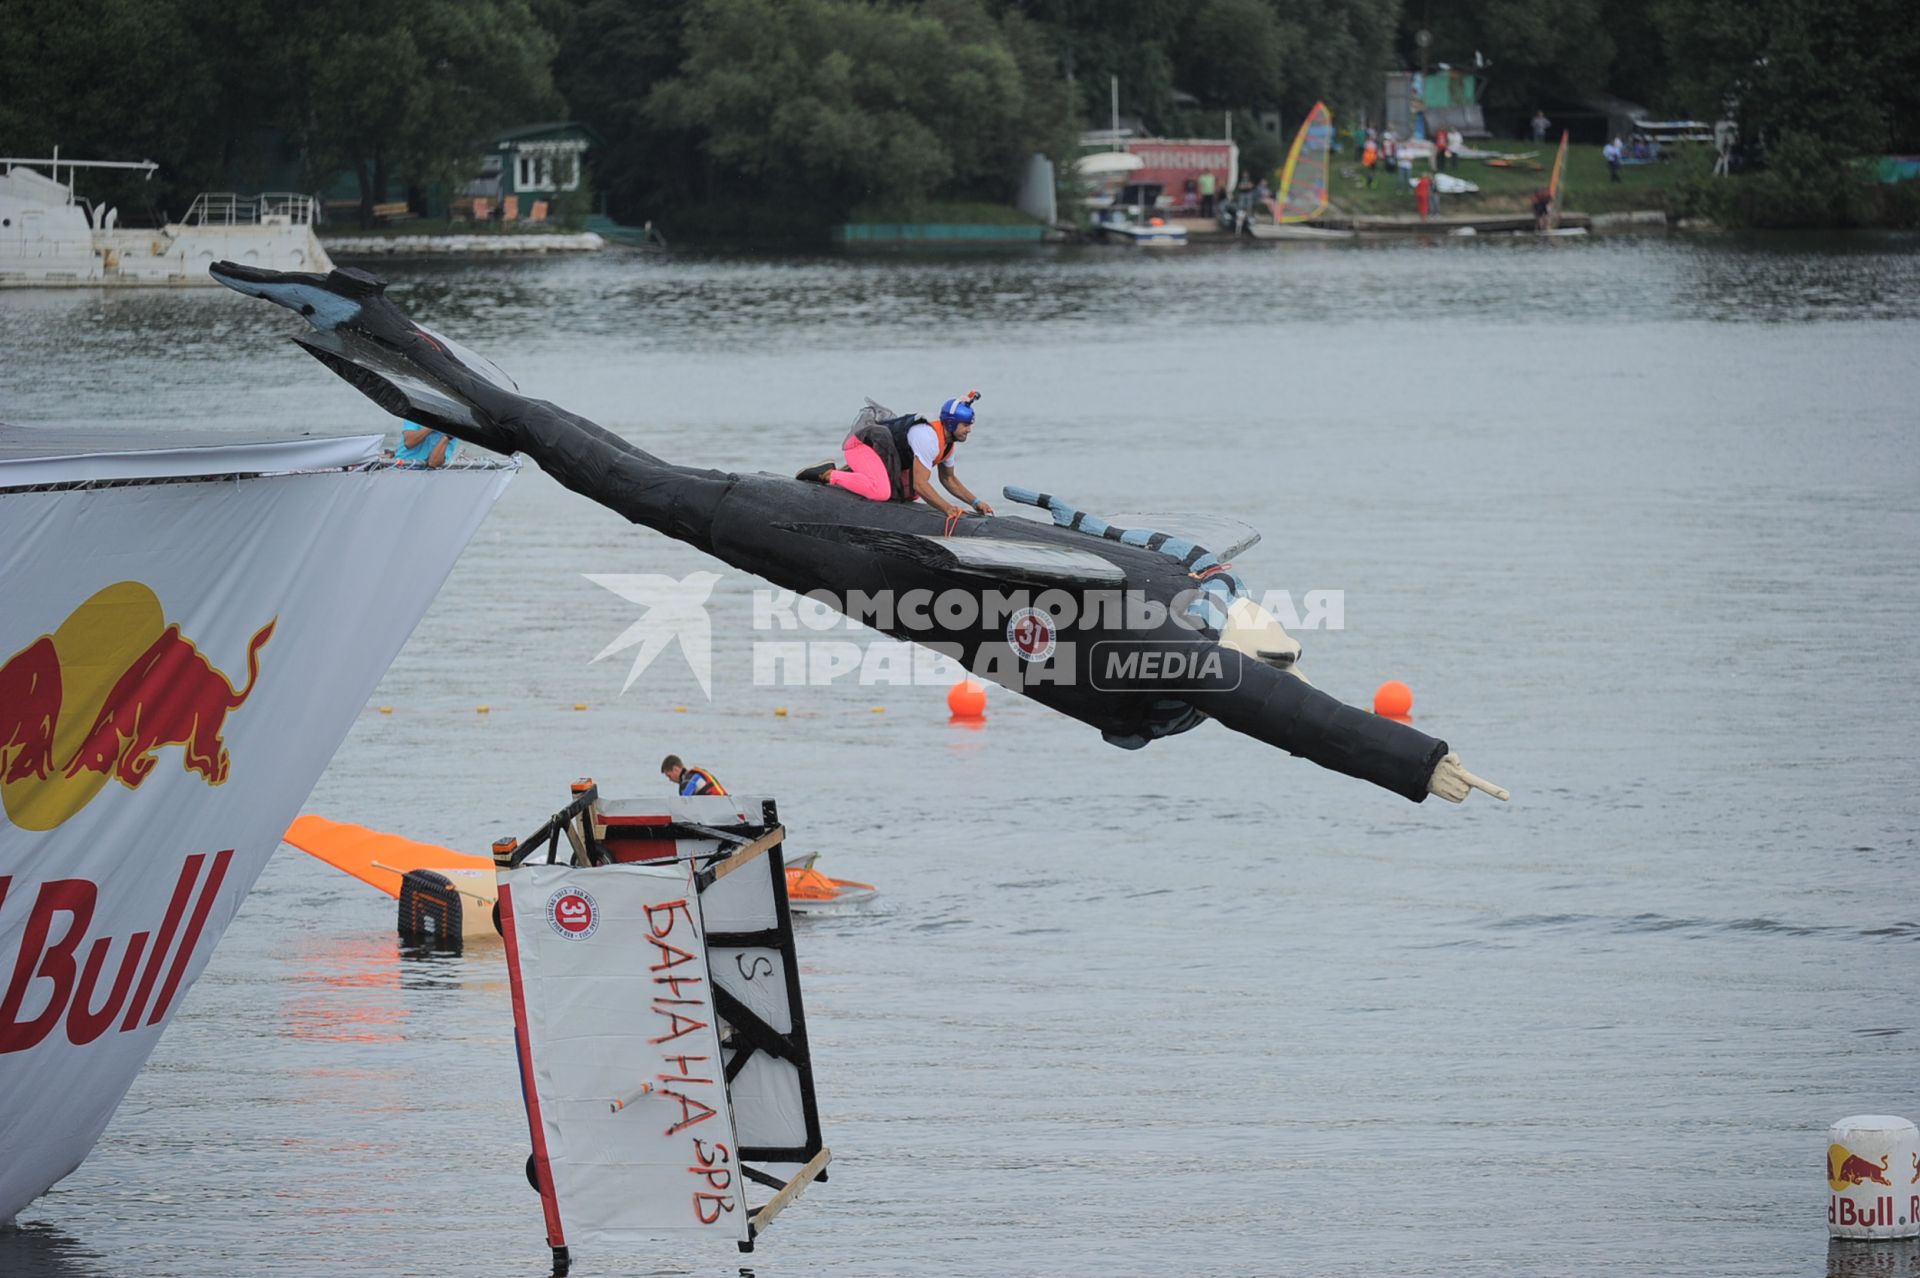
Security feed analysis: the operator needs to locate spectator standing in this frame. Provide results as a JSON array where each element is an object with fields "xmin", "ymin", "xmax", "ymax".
[{"xmin": 1531, "ymin": 110, "xmax": 1550, "ymax": 144}]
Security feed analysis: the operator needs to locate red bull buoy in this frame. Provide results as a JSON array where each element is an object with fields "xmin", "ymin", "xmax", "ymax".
[
  {"xmin": 947, "ymin": 679, "xmax": 987, "ymax": 719},
  {"xmin": 1827, "ymin": 1114, "xmax": 1919, "ymax": 1239}
]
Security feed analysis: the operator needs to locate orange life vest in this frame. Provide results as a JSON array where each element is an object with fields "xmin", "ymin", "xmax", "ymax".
[
  {"xmin": 679, "ymin": 766, "xmax": 727, "ymax": 797},
  {"xmin": 886, "ymin": 415, "xmax": 955, "ymax": 471}
]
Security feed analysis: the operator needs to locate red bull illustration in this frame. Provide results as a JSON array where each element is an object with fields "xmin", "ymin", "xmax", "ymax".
[
  {"xmin": 0, "ymin": 581, "xmax": 274, "ymax": 831},
  {"xmin": 1829, "ymin": 1145, "xmax": 1894, "ymax": 1191}
]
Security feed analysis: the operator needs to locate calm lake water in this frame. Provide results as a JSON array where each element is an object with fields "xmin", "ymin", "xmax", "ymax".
[{"xmin": 2, "ymin": 232, "xmax": 1919, "ymax": 1277}]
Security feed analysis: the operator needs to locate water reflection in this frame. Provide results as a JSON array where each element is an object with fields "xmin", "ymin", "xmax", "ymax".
[
  {"xmin": 7, "ymin": 235, "xmax": 1917, "ymax": 414},
  {"xmin": 0, "ymin": 1221, "xmax": 108, "ymax": 1278},
  {"xmin": 1828, "ymin": 1237, "xmax": 1920, "ymax": 1278},
  {"xmin": 2, "ymin": 235, "xmax": 1916, "ymax": 1277}
]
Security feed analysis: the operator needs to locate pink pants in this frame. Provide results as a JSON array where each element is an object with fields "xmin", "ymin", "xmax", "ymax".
[{"xmin": 826, "ymin": 435, "xmax": 893, "ymax": 501}]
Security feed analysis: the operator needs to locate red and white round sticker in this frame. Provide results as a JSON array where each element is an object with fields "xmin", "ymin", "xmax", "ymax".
[
  {"xmin": 546, "ymin": 886, "xmax": 600, "ymax": 941},
  {"xmin": 1007, "ymin": 607, "xmax": 1056, "ymax": 663}
]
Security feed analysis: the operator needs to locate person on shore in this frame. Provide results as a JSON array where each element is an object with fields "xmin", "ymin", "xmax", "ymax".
[
  {"xmin": 799, "ymin": 392, "xmax": 994, "ymax": 523},
  {"xmin": 1432, "ymin": 129, "xmax": 1448, "ymax": 172},
  {"xmin": 1532, "ymin": 186, "xmax": 1554, "ymax": 230},
  {"xmin": 1531, "ymin": 110, "xmax": 1550, "ymax": 144},
  {"xmin": 1198, "ymin": 170, "xmax": 1217, "ymax": 218},
  {"xmin": 395, "ymin": 422, "xmax": 457, "ymax": 468},
  {"xmin": 1415, "ymin": 172, "xmax": 1433, "ymax": 220},
  {"xmin": 661, "ymin": 755, "xmax": 727, "ymax": 797},
  {"xmin": 1448, "ymin": 127, "xmax": 1465, "ymax": 165},
  {"xmin": 1604, "ymin": 137, "xmax": 1624, "ymax": 183},
  {"xmin": 1361, "ymin": 135, "xmax": 1379, "ymax": 187}
]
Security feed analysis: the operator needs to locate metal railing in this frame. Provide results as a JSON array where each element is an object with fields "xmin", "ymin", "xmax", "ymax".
[{"xmin": 180, "ymin": 192, "xmax": 317, "ymax": 227}]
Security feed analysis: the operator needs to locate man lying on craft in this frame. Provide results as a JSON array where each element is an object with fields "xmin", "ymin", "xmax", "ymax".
[{"xmin": 796, "ymin": 392, "xmax": 994, "ymax": 529}]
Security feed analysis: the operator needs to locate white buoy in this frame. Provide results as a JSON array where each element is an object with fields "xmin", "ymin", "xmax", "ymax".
[{"xmin": 1827, "ymin": 1114, "xmax": 1919, "ymax": 1239}]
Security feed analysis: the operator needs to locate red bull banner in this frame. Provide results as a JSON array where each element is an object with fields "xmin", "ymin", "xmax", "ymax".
[{"xmin": 0, "ymin": 439, "xmax": 514, "ymax": 1221}]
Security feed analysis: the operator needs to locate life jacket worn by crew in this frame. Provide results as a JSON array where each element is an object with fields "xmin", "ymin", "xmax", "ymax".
[
  {"xmin": 847, "ymin": 412, "xmax": 953, "ymax": 502},
  {"xmin": 678, "ymin": 766, "xmax": 727, "ymax": 797},
  {"xmin": 886, "ymin": 415, "xmax": 955, "ymax": 487}
]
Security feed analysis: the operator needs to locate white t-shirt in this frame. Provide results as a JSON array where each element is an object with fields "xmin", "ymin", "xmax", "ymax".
[{"xmin": 906, "ymin": 422, "xmax": 953, "ymax": 470}]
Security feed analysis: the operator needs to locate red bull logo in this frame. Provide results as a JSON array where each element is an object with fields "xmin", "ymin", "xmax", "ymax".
[
  {"xmin": 1830, "ymin": 1144, "xmax": 1895, "ymax": 1191},
  {"xmin": 0, "ymin": 850, "xmax": 232, "ymax": 1053},
  {"xmin": 0, "ymin": 582, "xmax": 274, "ymax": 832}
]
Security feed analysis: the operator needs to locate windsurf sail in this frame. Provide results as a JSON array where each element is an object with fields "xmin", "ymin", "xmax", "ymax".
[
  {"xmin": 1547, "ymin": 129, "xmax": 1570, "ymax": 227},
  {"xmin": 1276, "ymin": 101, "xmax": 1335, "ymax": 223}
]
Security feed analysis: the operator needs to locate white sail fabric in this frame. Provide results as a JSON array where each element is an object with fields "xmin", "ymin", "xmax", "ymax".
[
  {"xmin": 0, "ymin": 446, "xmax": 514, "ymax": 1222},
  {"xmin": 1277, "ymin": 102, "xmax": 1335, "ymax": 223},
  {"xmin": 500, "ymin": 862, "xmax": 749, "ymax": 1246}
]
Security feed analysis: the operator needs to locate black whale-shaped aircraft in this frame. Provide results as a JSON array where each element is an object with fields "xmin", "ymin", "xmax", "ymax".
[{"xmin": 213, "ymin": 260, "xmax": 1505, "ymax": 806}]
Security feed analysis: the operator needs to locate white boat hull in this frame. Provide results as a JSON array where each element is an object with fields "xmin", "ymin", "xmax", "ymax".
[
  {"xmin": 1246, "ymin": 222, "xmax": 1355, "ymax": 241},
  {"xmin": 1095, "ymin": 223, "xmax": 1188, "ymax": 247},
  {"xmin": 0, "ymin": 168, "xmax": 332, "ymax": 287}
]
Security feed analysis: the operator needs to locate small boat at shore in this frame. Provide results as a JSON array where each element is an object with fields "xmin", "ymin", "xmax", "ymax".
[
  {"xmin": 0, "ymin": 152, "xmax": 332, "ymax": 287},
  {"xmin": 1091, "ymin": 212, "xmax": 1187, "ymax": 246},
  {"xmin": 1088, "ymin": 183, "xmax": 1188, "ymax": 246}
]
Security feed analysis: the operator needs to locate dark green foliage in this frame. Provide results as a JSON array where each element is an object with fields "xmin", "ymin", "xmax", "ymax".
[
  {"xmin": 4, "ymin": 0, "xmax": 1911, "ymax": 233},
  {"xmin": 548, "ymin": 0, "xmax": 698, "ymax": 220},
  {"xmin": 1401, "ymin": 0, "xmax": 1614, "ymax": 110},
  {"xmin": 287, "ymin": 0, "xmax": 563, "ymax": 224},
  {"xmin": 627, "ymin": 0, "xmax": 1074, "ymax": 232},
  {"xmin": 0, "ymin": 0, "xmax": 225, "ymax": 219},
  {"xmin": 0, "ymin": 0, "xmax": 559, "ymax": 225},
  {"xmin": 1658, "ymin": 0, "xmax": 1919, "ymax": 155}
]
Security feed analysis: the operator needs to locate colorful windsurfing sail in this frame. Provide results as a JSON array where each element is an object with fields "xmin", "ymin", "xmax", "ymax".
[
  {"xmin": 1276, "ymin": 101, "xmax": 1335, "ymax": 223},
  {"xmin": 1547, "ymin": 129, "xmax": 1570, "ymax": 227}
]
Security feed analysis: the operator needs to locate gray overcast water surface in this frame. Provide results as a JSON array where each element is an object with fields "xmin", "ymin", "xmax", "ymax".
[{"xmin": 2, "ymin": 232, "xmax": 1918, "ymax": 1277}]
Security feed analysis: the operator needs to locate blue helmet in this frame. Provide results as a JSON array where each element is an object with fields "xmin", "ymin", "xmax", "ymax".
[{"xmin": 939, "ymin": 392, "xmax": 979, "ymax": 428}]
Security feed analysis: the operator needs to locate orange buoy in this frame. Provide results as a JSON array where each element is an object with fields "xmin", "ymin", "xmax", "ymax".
[
  {"xmin": 1373, "ymin": 680, "xmax": 1413, "ymax": 717},
  {"xmin": 947, "ymin": 679, "xmax": 987, "ymax": 718}
]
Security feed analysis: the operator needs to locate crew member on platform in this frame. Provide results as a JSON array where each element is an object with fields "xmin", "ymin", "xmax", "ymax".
[
  {"xmin": 395, "ymin": 421, "xmax": 458, "ymax": 468},
  {"xmin": 661, "ymin": 755, "xmax": 727, "ymax": 796},
  {"xmin": 799, "ymin": 392, "xmax": 994, "ymax": 523}
]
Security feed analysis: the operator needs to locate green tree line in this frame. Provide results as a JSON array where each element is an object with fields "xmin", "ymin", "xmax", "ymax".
[{"xmin": 3, "ymin": 0, "xmax": 1914, "ymax": 232}]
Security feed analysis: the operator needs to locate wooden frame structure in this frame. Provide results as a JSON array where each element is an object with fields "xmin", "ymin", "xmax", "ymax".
[{"xmin": 494, "ymin": 783, "xmax": 829, "ymax": 1272}]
